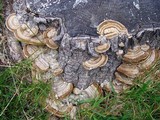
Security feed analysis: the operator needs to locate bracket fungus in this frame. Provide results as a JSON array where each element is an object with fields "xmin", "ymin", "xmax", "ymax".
[
  {"xmin": 52, "ymin": 78, "xmax": 73, "ymax": 100},
  {"xmin": 22, "ymin": 44, "xmax": 45, "ymax": 59},
  {"xmin": 97, "ymin": 20, "xmax": 130, "ymax": 39},
  {"xmin": 115, "ymin": 72, "xmax": 133, "ymax": 85},
  {"xmin": 123, "ymin": 45, "xmax": 151, "ymax": 63},
  {"xmin": 34, "ymin": 55, "xmax": 50, "ymax": 72},
  {"xmin": 6, "ymin": 13, "xmax": 44, "ymax": 45},
  {"xmin": 43, "ymin": 28, "xmax": 59, "ymax": 49},
  {"xmin": 6, "ymin": 13, "xmax": 20, "ymax": 32},
  {"xmin": 83, "ymin": 54, "xmax": 108, "ymax": 70},
  {"xmin": 73, "ymin": 84, "xmax": 102, "ymax": 100},
  {"xmin": 95, "ymin": 42, "xmax": 110, "ymax": 53},
  {"xmin": 138, "ymin": 50, "xmax": 158, "ymax": 70},
  {"xmin": 104, "ymin": 79, "xmax": 129, "ymax": 93},
  {"xmin": 45, "ymin": 98, "xmax": 74, "ymax": 117},
  {"xmin": 105, "ymin": 44, "xmax": 160, "ymax": 93},
  {"xmin": 117, "ymin": 64, "xmax": 140, "ymax": 78},
  {"xmin": 14, "ymin": 24, "xmax": 44, "ymax": 45}
]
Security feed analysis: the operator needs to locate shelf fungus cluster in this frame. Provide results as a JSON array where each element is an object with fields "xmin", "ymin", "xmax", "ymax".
[
  {"xmin": 104, "ymin": 44, "xmax": 159, "ymax": 93},
  {"xmin": 6, "ymin": 12, "xmax": 160, "ymax": 118},
  {"xmin": 6, "ymin": 13, "xmax": 59, "ymax": 47},
  {"xmin": 22, "ymin": 44, "xmax": 63, "ymax": 81},
  {"xmin": 45, "ymin": 78, "xmax": 102, "ymax": 117}
]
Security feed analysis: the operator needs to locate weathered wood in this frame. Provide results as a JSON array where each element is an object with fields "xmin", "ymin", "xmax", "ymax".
[
  {"xmin": 15, "ymin": 0, "xmax": 160, "ymax": 36},
  {"xmin": 8, "ymin": 0, "xmax": 160, "ymax": 89}
]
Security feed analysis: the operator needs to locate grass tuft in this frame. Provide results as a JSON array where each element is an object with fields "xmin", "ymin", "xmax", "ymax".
[{"xmin": 0, "ymin": 60, "xmax": 51, "ymax": 120}]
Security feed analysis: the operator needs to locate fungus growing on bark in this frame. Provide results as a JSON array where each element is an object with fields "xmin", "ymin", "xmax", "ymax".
[
  {"xmin": 6, "ymin": 0, "xmax": 160, "ymax": 118},
  {"xmin": 45, "ymin": 98, "xmax": 74, "ymax": 117},
  {"xmin": 14, "ymin": 24, "xmax": 44, "ymax": 45},
  {"xmin": 97, "ymin": 20, "xmax": 129, "ymax": 39},
  {"xmin": 95, "ymin": 42, "xmax": 110, "ymax": 53},
  {"xmin": 43, "ymin": 28, "xmax": 59, "ymax": 49},
  {"xmin": 34, "ymin": 55, "xmax": 50, "ymax": 72},
  {"xmin": 115, "ymin": 72, "xmax": 133, "ymax": 85},
  {"xmin": 73, "ymin": 84, "xmax": 102, "ymax": 99},
  {"xmin": 22, "ymin": 45, "xmax": 40, "ymax": 58},
  {"xmin": 138, "ymin": 50, "xmax": 158, "ymax": 70},
  {"xmin": 52, "ymin": 78, "xmax": 73, "ymax": 100},
  {"xmin": 123, "ymin": 45, "xmax": 150, "ymax": 63},
  {"xmin": 6, "ymin": 13, "xmax": 20, "ymax": 32},
  {"xmin": 117, "ymin": 64, "xmax": 140, "ymax": 78},
  {"xmin": 104, "ymin": 79, "xmax": 129, "ymax": 93},
  {"xmin": 83, "ymin": 54, "xmax": 108, "ymax": 70}
]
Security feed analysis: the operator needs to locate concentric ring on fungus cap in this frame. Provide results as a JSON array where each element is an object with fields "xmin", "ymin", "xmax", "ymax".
[
  {"xmin": 73, "ymin": 83, "xmax": 102, "ymax": 98},
  {"xmin": 23, "ymin": 45, "xmax": 39, "ymax": 58},
  {"xmin": 123, "ymin": 45, "xmax": 151, "ymax": 63},
  {"xmin": 83, "ymin": 54, "xmax": 108, "ymax": 70},
  {"xmin": 52, "ymin": 78, "xmax": 73, "ymax": 100},
  {"xmin": 117, "ymin": 64, "xmax": 139, "ymax": 78},
  {"xmin": 45, "ymin": 99, "xmax": 74, "ymax": 117},
  {"xmin": 95, "ymin": 42, "xmax": 110, "ymax": 53},
  {"xmin": 14, "ymin": 24, "xmax": 44, "ymax": 45},
  {"xmin": 5, "ymin": 13, "xmax": 20, "ymax": 32},
  {"xmin": 43, "ymin": 28, "xmax": 59, "ymax": 49},
  {"xmin": 115, "ymin": 72, "xmax": 133, "ymax": 85},
  {"xmin": 34, "ymin": 55, "xmax": 50, "ymax": 72},
  {"xmin": 104, "ymin": 79, "xmax": 129, "ymax": 93},
  {"xmin": 97, "ymin": 20, "xmax": 129, "ymax": 39},
  {"xmin": 138, "ymin": 50, "xmax": 159, "ymax": 70}
]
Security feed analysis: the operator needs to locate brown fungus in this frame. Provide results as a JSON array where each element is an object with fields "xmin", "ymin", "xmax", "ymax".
[
  {"xmin": 73, "ymin": 84, "xmax": 102, "ymax": 99},
  {"xmin": 45, "ymin": 98, "xmax": 74, "ymax": 117},
  {"xmin": 22, "ymin": 44, "xmax": 40, "ymax": 58},
  {"xmin": 117, "ymin": 64, "xmax": 140, "ymax": 78},
  {"xmin": 123, "ymin": 45, "xmax": 151, "ymax": 63},
  {"xmin": 14, "ymin": 24, "xmax": 44, "ymax": 45},
  {"xmin": 97, "ymin": 20, "xmax": 129, "ymax": 39},
  {"xmin": 115, "ymin": 72, "xmax": 133, "ymax": 85},
  {"xmin": 95, "ymin": 42, "xmax": 110, "ymax": 53},
  {"xmin": 53, "ymin": 68, "xmax": 63, "ymax": 76},
  {"xmin": 138, "ymin": 50, "xmax": 159, "ymax": 70},
  {"xmin": 6, "ymin": 13, "xmax": 20, "ymax": 32},
  {"xmin": 83, "ymin": 54, "xmax": 108, "ymax": 70},
  {"xmin": 52, "ymin": 78, "xmax": 73, "ymax": 100},
  {"xmin": 43, "ymin": 28, "xmax": 59, "ymax": 49},
  {"xmin": 104, "ymin": 79, "xmax": 129, "ymax": 93},
  {"xmin": 34, "ymin": 55, "xmax": 50, "ymax": 72}
]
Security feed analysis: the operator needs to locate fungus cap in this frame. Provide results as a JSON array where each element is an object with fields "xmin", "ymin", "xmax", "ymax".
[
  {"xmin": 43, "ymin": 28, "xmax": 59, "ymax": 49},
  {"xmin": 6, "ymin": 13, "xmax": 20, "ymax": 32},
  {"xmin": 115, "ymin": 72, "xmax": 133, "ymax": 85},
  {"xmin": 123, "ymin": 45, "xmax": 150, "ymax": 63},
  {"xmin": 83, "ymin": 54, "xmax": 108, "ymax": 70},
  {"xmin": 97, "ymin": 20, "xmax": 129, "ymax": 39},
  {"xmin": 138, "ymin": 50, "xmax": 158, "ymax": 70},
  {"xmin": 23, "ymin": 45, "xmax": 39, "ymax": 58},
  {"xmin": 44, "ymin": 38, "xmax": 59, "ymax": 49},
  {"xmin": 14, "ymin": 24, "xmax": 44, "ymax": 45},
  {"xmin": 95, "ymin": 42, "xmax": 110, "ymax": 53},
  {"xmin": 117, "ymin": 64, "xmax": 139, "ymax": 78},
  {"xmin": 104, "ymin": 79, "xmax": 129, "ymax": 93},
  {"xmin": 45, "ymin": 99, "xmax": 73, "ymax": 117},
  {"xmin": 53, "ymin": 68, "xmax": 63, "ymax": 76},
  {"xmin": 34, "ymin": 55, "xmax": 50, "ymax": 72},
  {"xmin": 52, "ymin": 78, "xmax": 73, "ymax": 100}
]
